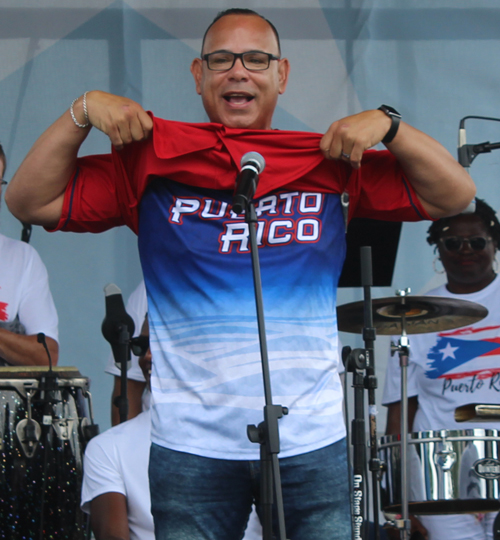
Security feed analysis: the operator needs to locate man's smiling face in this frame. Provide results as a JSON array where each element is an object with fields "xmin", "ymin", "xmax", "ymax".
[{"xmin": 191, "ymin": 14, "xmax": 289, "ymax": 130}]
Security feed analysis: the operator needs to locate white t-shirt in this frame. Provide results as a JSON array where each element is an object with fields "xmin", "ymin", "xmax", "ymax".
[
  {"xmin": 81, "ymin": 410, "xmax": 154, "ymax": 540},
  {"xmin": 383, "ymin": 277, "xmax": 500, "ymax": 432},
  {"xmin": 81, "ymin": 409, "xmax": 262, "ymax": 540},
  {"xmin": 0, "ymin": 233, "xmax": 58, "ymax": 341}
]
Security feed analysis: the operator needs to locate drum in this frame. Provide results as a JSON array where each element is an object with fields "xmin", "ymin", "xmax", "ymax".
[
  {"xmin": 0, "ymin": 366, "xmax": 96, "ymax": 539},
  {"xmin": 379, "ymin": 429, "xmax": 500, "ymax": 515}
]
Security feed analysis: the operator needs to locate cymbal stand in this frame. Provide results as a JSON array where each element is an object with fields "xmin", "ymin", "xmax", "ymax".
[
  {"xmin": 243, "ymin": 201, "xmax": 288, "ymax": 540},
  {"xmin": 389, "ymin": 288, "xmax": 412, "ymax": 540}
]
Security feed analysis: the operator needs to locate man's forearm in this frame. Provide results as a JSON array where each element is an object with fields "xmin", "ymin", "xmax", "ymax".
[
  {"xmin": 320, "ymin": 109, "xmax": 476, "ymax": 219},
  {"xmin": 90, "ymin": 492, "xmax": 130, "ymax": 540},
  {"xmin": 6, "ymin": 91, "xmax": 153, "ymax": 227},
  {"xmin": 6, "ymin": 105, "xmax": 90, "ymax": 227},
  {"xmin": 385, "ymin": 122, "xmax": 476, "ymax": 219},
  {"xmin": 0, "ymin": 331, "xmax": 59, "ymax": 366}
]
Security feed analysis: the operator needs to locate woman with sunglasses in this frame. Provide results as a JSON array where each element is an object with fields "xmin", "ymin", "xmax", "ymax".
[{"xmin": 383, "ymin": 198, "xmax": 500, "ymax": 540}]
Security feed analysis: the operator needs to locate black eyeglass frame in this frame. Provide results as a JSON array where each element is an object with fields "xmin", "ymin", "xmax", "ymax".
[
  {"xmin": 202, "ymin": 50, "xmax": 280, "ymax": 71},
  {"xmin": 130, "ymin": 335, "xmax": 149, "ymax": 357},
  {"xmin": 439, "ymin": 235, "xmax": 493, "ymax": 252}
]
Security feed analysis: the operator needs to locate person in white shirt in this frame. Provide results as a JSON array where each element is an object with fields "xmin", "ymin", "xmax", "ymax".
[
  {"xmin": 383, "ymin": 198, "xmax": 500, "ymax": 540},
  {"xmin": 83, "ymin": 316, "xmax": 262, "ymax": 540},
  {"xmin": 0, "ymin": 143, "xmax": 58, "ymax": 366}
]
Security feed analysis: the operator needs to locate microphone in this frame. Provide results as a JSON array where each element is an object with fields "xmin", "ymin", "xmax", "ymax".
[
  {"xmin": 101, "ymin": 283, "xmax": 135, "ymax": 369},
  {"xmin": 457, "ymin": 118, "xmax": 477, "ymax": 215},
  {"xmin": 457, "ymin": 118, "xmax": 469, "ymax": 169},
  {"xmin": 232, "ymin": 152, "xmax": 266, "ymax": 215}
]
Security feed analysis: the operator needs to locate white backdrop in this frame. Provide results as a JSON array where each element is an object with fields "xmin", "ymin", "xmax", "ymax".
[{"xmin": 1, "ymin": 0, "xmax": 499, "ymax": 434}]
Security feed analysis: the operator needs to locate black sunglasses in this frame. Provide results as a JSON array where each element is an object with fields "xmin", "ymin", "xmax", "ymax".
[
  {"xmin": 130, "ymin": 335, "xmax": 149, "ymax": 357},
  {"xmin": 440, "ymin": 235, "xmax": 492, "ymax": 252}
]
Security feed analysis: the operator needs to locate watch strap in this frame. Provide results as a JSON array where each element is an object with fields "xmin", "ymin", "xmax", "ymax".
[{"xmin": 378, "ymin": 105, "xmax": 401, "ymax": 144}]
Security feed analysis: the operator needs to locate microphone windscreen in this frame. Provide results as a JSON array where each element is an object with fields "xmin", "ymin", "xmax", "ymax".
[
  {"xmin": 240, "ymin": 151, "xmax": 266, "ymax": 173},
  {"xmin": 101, "ymin": 284, "xmax": 135, "ymax": 344}
]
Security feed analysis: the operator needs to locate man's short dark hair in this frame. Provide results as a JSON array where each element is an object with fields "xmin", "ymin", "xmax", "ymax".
[
  {"xmin": 427, "ymin": 198, "xmax": 500, "ymax": 247},
  {"xmin": 201, "ymin": 8, "xmax": 281, "ymax": 56}
]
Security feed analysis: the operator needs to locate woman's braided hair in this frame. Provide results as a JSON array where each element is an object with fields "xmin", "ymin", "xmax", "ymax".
[{"xmin": 426, "ymin": 198, "xmax": 500, "ymax": 248}]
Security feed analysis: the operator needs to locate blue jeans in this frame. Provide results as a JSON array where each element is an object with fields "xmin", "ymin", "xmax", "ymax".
[{"xmin": 149, "ymin": 438, "xmax": 352, "ymax": 540}]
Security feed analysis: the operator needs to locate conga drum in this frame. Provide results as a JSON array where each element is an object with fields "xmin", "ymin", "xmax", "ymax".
[{"xmin": 0, "ymin": 366, "xmax": 97, "ymax": 539}]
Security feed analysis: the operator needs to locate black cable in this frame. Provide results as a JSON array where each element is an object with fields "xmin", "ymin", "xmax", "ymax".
[{"xmin": 38, "ymin": 412, "xmax": 52, "ymax": 539}]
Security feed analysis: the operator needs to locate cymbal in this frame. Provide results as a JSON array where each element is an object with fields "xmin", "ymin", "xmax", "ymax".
[{"xmin": 337, "ymin": 295, "xmax": 488, "ymax": 335}]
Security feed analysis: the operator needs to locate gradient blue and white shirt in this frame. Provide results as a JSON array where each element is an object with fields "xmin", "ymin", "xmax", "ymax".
[{"xmin": 140, "ymin": 179, "xmax": 346, "ymax": 459}]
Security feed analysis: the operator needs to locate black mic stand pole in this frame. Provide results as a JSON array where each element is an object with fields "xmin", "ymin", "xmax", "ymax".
[
  {"xmin": 115, "ymin": 324, "xmax": 131, "ymax": 424},
  {"xmin": 343, "ymin": 343, "xmax": 368, "ymax": 540},
  {"xmin": 361, "ymin": 247, "xmax": 382, "ymax": 540},
  {"xmin": 244, "ymin": 201, "xmax": 288, "ymax": 540},
  {"xmin": 37, "ymin": 333, "xmax": 59, "ymax": 540},
  {"xmin": 102, "ymin": 284, "xmax": 134, "ymax": 425},
  {"xmin": 343, "ymin": 246, "xmax": 379, "ymax": 540}
]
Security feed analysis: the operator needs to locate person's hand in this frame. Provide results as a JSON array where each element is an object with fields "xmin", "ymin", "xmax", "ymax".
[
  {"xmin": 83, "ymin": 90, "xmax": 153, "ymax": 150},
  {"xmin": 319, "ymin": 109, "xmax": 392, "ymax": 169}
]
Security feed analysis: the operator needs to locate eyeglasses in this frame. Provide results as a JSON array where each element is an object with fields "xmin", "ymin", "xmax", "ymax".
[
  {"xmin": 202, "ymin": 51, "xmax": 280, "ymax": 71},
  {"xmin": 440, "ymin": 235, "xmax": 492, "ymax": 252},
  {"xmin": 130, "ymin": 335, "xmax": 149, "ymax": 357}
]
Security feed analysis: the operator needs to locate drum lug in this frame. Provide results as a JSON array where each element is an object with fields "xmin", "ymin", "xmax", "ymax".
[
  {"xmin": 16, "ymin": 418, "xmax": 42, "ymax": 458},
  {"xmin": 4, "ymin": 378, "xmax": 38, "ymax": 399},
  {"xmin": 52, "ymin": 418, "xmax": 75, "ymax": 440},
  {"xmin": 435, "ymin": 441, "xmax": 457, "ymax": 471},
  {"xmin": 79, "ymin": 417, "xmax": 100, "ymax": 442}
]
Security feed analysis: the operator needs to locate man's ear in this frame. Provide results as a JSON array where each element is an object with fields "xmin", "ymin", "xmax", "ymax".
[
  {"xmin": 190, "ymin": 58, "xmax": 203, "ymax": 96},
  {"xmin": 278, "ymin": 58, "xmax": 290, "ymax": 95}
]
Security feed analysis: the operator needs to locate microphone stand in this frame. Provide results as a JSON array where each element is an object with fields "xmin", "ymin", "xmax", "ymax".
[
  {"xmin": 361, "ymin": 247, "xmax": 381, "ymax": 540},
  {"xmin": 244, "ymin": 201, "xmax": 288, "ymax": 540},
  {"xmin": 458, "ymin": 115, "xmax": 500, "ymax": 169},
  {"xmin": 114, "ymin": 324, "xmax": 131, "ymax": 424},
  {"xmin": 37, "ymin": 333, "xmax": 59, "ymax": 540},
  {"xmin": 343, "ymin": 246, "xmax": 379, "ymax": 540},
  {"xmin": 102, "ymin": 284, "xmax": 134, "ymax": 425}
]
